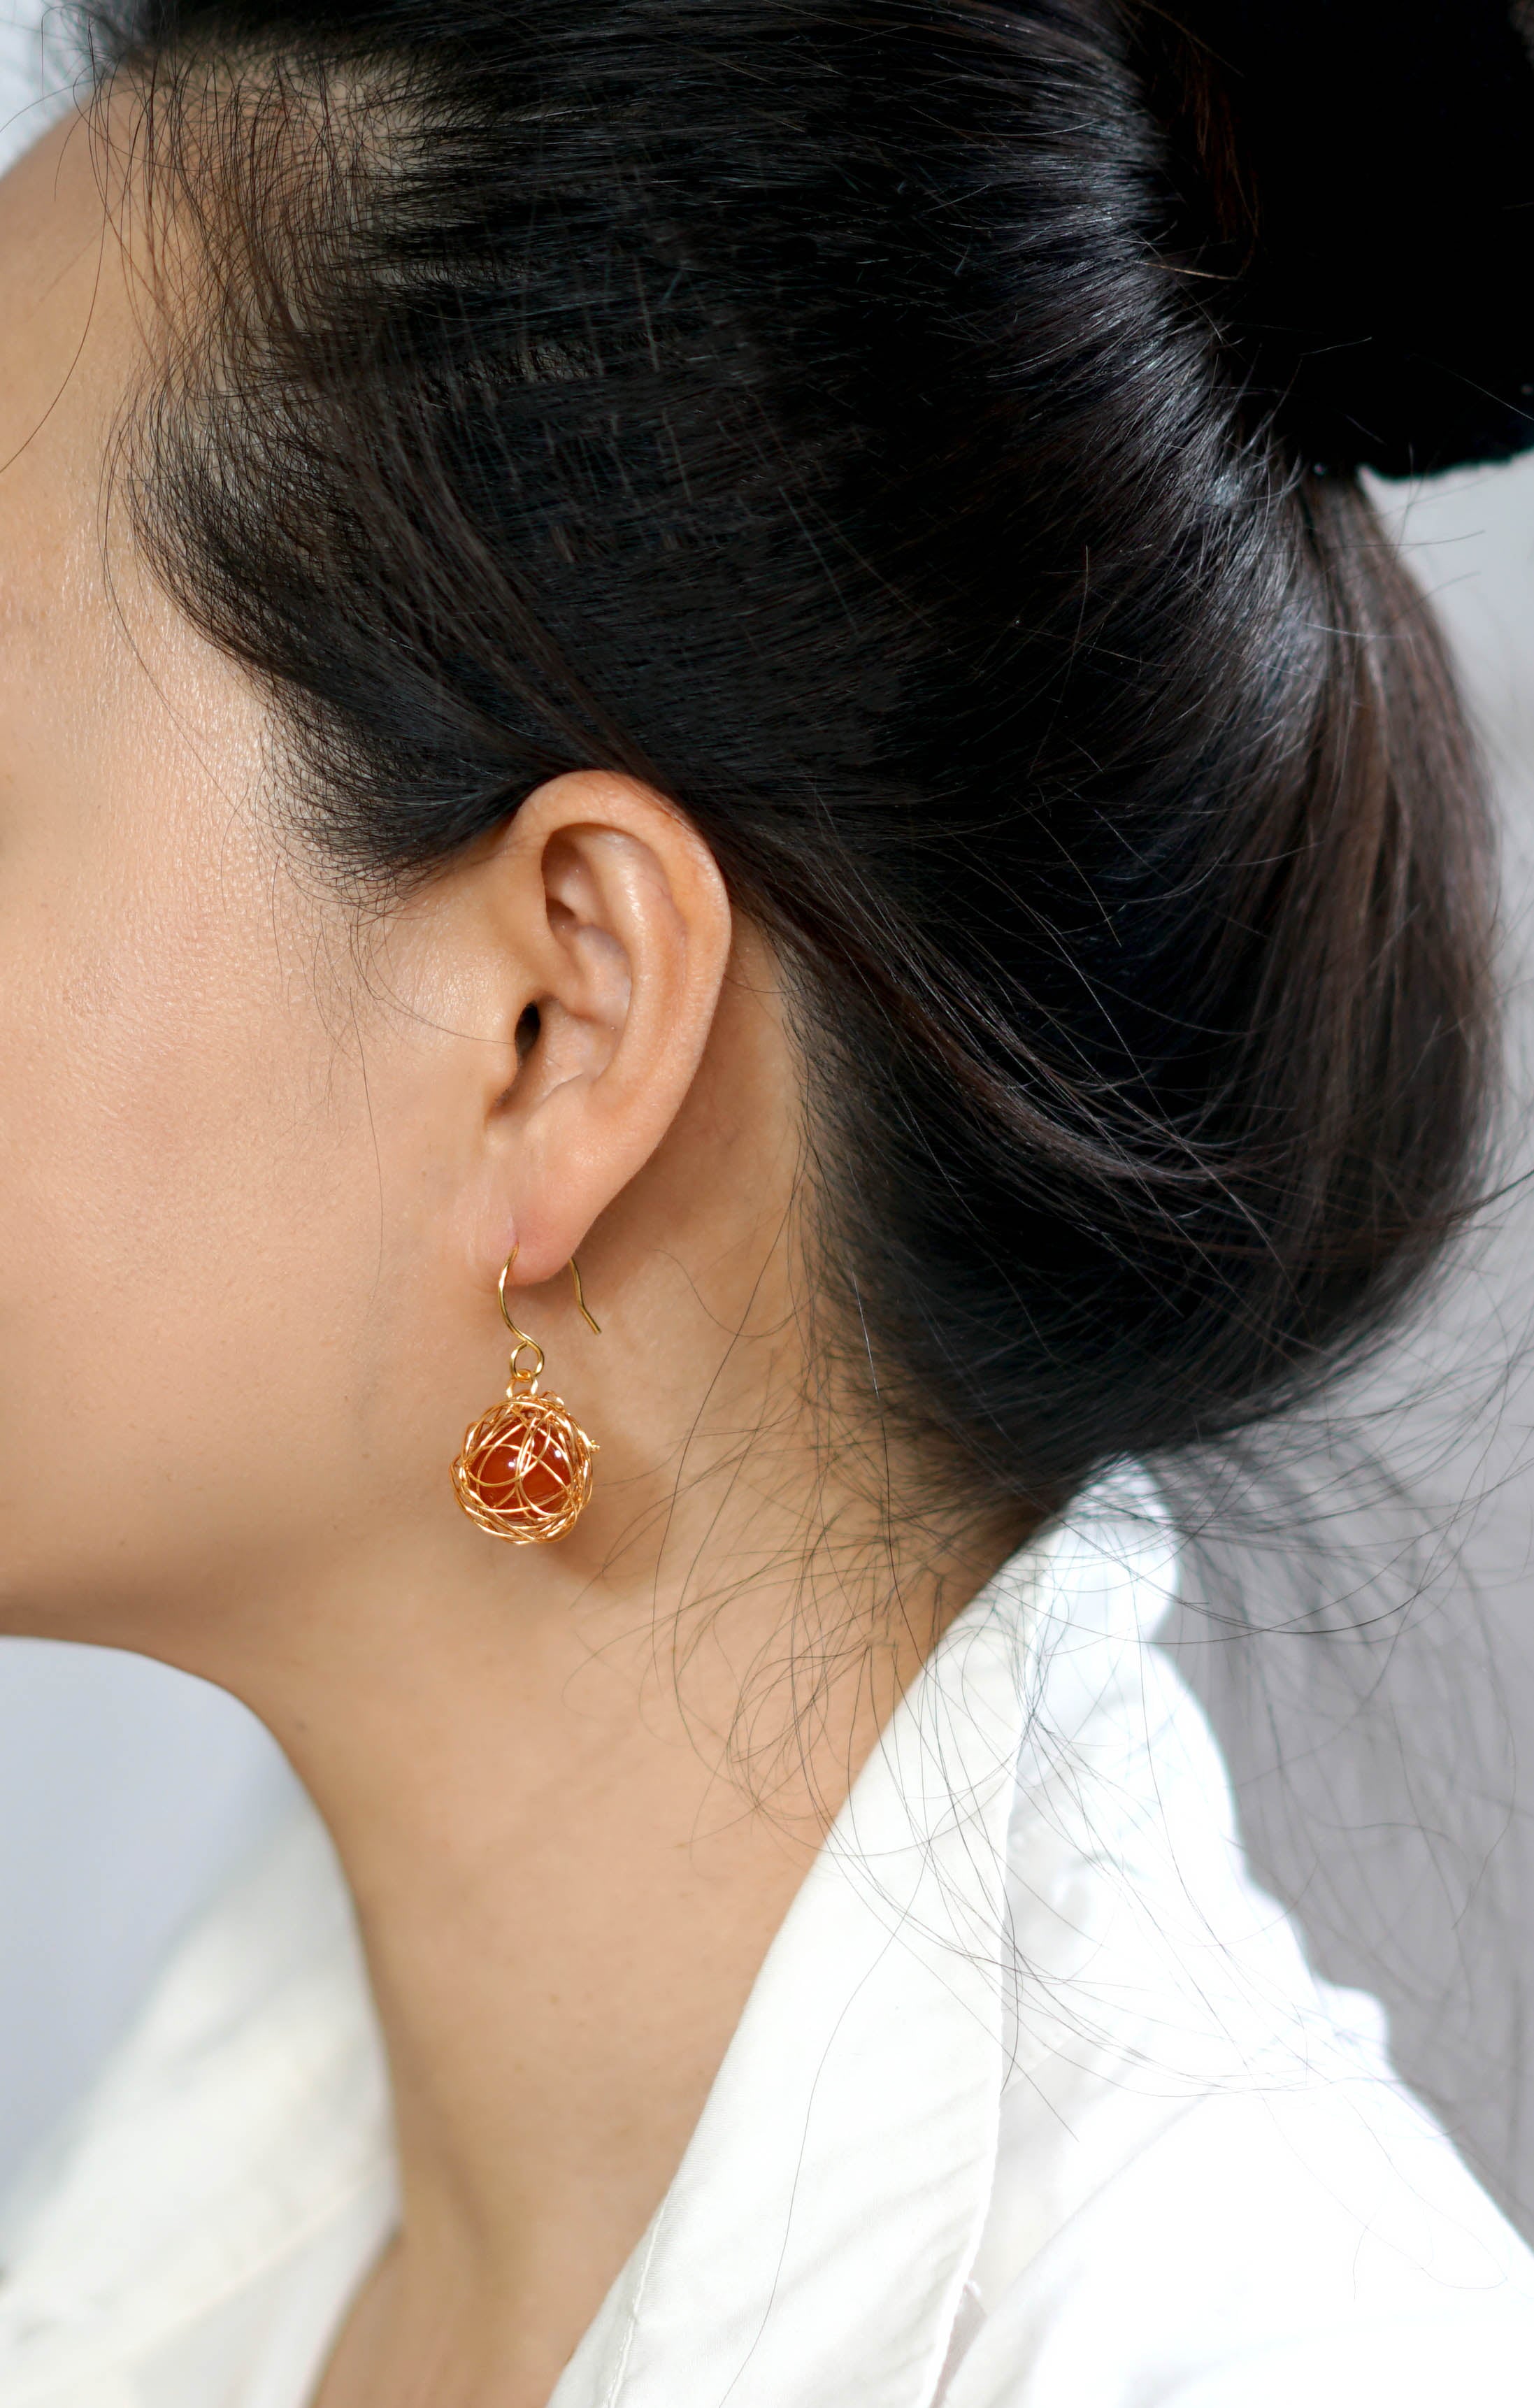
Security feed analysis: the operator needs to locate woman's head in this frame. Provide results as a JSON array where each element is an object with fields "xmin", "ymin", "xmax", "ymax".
[{"xmin": 0, "ymin": 1, "xmax": 1503, "ymax": 1648}]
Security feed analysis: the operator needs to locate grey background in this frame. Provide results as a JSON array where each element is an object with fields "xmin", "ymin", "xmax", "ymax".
[
  {"xmin": 3, "ymin": 1, "xmax": 1534, "ymax": 2244},
  {"xmin": 1168, "ymin": 460, "xmax": 1534, "ymax": 2241}
]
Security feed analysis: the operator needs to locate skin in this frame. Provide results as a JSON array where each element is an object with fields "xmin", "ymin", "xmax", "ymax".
[{"xmin": 0, "ymin": 108, "xmax": 1019, "ymax": 2408}]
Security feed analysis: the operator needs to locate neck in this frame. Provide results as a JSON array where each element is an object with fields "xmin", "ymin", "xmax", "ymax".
[{"xmin": 221, "ymin": 1454, "xmax": 1012, "ymax": 2407}]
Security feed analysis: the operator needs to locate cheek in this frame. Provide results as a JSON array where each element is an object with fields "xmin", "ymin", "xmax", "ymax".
[
  {"xmin": 0, "ymin": 803, "xmax": 387, "ymax": 1629},
  {"xmin": 0, "ymin": 128, "xmax": 451, "ymax": 1637}
]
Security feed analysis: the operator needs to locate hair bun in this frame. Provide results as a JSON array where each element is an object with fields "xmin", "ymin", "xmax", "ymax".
[{"xmin": 1156, "ymin": 0, "xmax": 1534, "ymax": 475}]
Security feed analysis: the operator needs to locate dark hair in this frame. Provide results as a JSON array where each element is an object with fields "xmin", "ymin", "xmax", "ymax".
[{"xmin": 87, "ymin": 0, "xmax": 1498, "ymax": 1516}]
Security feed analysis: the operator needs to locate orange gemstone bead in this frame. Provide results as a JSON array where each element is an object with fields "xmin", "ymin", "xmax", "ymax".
[{"xmin": 451, "ymin": 1389, "xmax": 596, "ymax": 1543}]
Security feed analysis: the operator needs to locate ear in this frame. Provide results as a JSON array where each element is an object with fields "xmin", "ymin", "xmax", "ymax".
[{"xmin": 454, "ymin": 771, "xmax": 733, "ymax": 1291}]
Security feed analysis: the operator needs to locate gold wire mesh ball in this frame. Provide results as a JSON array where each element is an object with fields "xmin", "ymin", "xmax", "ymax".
[{"xmin": 451, "ymin": 1390, "xmax": 596, "ymax": 1543}]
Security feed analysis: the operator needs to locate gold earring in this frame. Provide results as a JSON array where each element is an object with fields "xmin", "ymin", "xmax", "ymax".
[{"xmin": 451, "ymin": 1249, "xmax": 600, "ymax": 1543}]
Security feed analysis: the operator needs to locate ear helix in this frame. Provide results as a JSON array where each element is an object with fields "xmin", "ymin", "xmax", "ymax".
[{"xmin": 450, "ymin": 1250, "xmax": 599, "ymax": 1543}]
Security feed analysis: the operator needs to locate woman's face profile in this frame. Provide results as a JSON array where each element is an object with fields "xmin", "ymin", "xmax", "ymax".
[{"xmin": 0, "ymin": 116, "xmax": 521, "ymax": 1649}]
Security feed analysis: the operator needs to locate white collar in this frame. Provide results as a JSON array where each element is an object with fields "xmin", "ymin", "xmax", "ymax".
[{"xmin": 557, "ymin": 1475, "xmax": 1175, "ymax": 2408}]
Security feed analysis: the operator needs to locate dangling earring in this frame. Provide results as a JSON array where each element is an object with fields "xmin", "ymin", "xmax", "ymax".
[{"xmin": 452, "ymin": 1249, "xmax": 600, "ymax": 1543}]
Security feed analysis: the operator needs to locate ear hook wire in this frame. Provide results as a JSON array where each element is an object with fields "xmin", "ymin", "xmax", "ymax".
[
  {"xmin": 568, "ymin": 1256, "xmax": 601, "ymax": 1334},
  {"xmin": 497, "ymin": 1247, "xmax": 601, "ymax": 1349}
]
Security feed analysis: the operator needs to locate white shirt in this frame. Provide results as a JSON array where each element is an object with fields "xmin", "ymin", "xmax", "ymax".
[{"xmin": 1, "ymin": 1476, "xmax": 1532, "ymax": 2406}]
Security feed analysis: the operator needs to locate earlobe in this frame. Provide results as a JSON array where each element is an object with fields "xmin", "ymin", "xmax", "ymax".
[{"xmin": 475, "ymin": 772, "xmax": 733, "ymax": 1289}]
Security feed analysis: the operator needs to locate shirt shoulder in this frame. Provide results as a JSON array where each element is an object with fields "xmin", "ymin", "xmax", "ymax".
[
  {"xmin": 954, "ymin": 1539, "xmax": 1534, "ymax": 2406},
  {"xmin": 951, "ymin": 2072, "xmax": 1534, "ymax": 2406}
]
